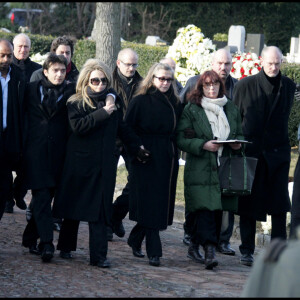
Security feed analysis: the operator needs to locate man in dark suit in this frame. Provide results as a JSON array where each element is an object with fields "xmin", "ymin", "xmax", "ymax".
[
  {"xmin": 233, "ymin": 46, "xmax": 295, "ymax": 266},
  {"xmin": 180, "ymin": 49, "xmax": 238, "ymax": 257},
  {"xmin": 21, "ymin": 53, "xmax": 75, "ymax": 262},
  {"xmin": 4, "ymin": 33, "xmax": 42, "ymax": 214},
  {"xmin": 0, "ymin": 39, "xmax": 26, "ymax": 221}
]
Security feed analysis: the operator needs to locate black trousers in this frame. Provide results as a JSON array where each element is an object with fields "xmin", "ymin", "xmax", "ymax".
[
  {"xmin": 22, "ymin": 188, "xmax": 55, "ymax": 249},
  {"xmin": 239, "ymin": 213, "xmax": 287, "ymax": 255},
  {"xmin": 112, "ymin": 148, "xmax": 130, "ymax": 223},
  {"xmin": 128, "ymin": 223, "xmax": 162, "ymax": 258},
  {"xmin": 191, "ymin": 209, "xmax": 222, "ymax": 247},
  {"xmin": 57, "ymin": 203, "xmax": 108, "ymax": 264}
]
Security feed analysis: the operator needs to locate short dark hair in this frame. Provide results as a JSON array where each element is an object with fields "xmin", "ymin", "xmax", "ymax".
[
  {"xmin": 50, "ymin": 35, "xmax": 75, "ymax": 56},
  {"xmin": 43, "ymin": 53, "xmax": 68, "ymax": 70},
  {"xmin": 187, "ymin": 70, "xmax": 225, "ymax": 106}
]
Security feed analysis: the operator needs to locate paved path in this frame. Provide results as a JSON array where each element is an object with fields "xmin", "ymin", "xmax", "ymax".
[{"xmin": 0, "ymin": 190, "xmax": 264, "ymax": 298}]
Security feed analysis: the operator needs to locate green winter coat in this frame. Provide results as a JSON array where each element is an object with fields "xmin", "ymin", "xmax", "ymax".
[{"xmin": 176, "ymin": 99, "xmax": 244, "ymax": 214}]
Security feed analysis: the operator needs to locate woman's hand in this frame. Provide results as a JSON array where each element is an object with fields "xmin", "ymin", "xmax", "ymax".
[
  {"xmin": 103, "ymin": 102, "xmax": 117, "ymax": 115},
  {"xmin": 203, "ymin": 140, "xmax": 221, "ymax": 152},
  {"xmin": 229, "ymin": 142, "xmax": 241, "ymax": 150}
]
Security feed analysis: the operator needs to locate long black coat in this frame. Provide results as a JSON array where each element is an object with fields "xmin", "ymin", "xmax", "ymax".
[
  {"xmin": 233, "ymin": 69, "xmax": 296, "ymax": 221},
  {"xmin": 125, "ymin": 88, "xmax": 183, "ymax": 230},
  {"xmin": 23, "ymin": 81, "xmax": 76, "ymax": 190},
  {"xmin": 52, "ymin": 92, "xmax": 141, "ymax": 224}
]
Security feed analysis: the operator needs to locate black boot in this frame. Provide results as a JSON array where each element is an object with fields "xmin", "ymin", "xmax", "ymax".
[
  {"xmin": 187, "ymin": 242, "xmax": 204, "ymax": 263},
  {"xmin": 204, "ymin": 244, "xmax": 218, "ymax": 270}
]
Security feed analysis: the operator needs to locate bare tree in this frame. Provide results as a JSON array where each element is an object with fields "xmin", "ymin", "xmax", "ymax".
[{"xmin": 93, "ymin": 2, "xmax": 121, "ymax": 72}]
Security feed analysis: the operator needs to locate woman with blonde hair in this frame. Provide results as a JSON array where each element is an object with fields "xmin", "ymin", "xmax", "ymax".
[
  {"xmin": 125, "ymin": 62, "xmax": 183, "ymax": 267},
  {"xmin": 53, "ymin": 59, "xmax": 147, "ymax": 268}
]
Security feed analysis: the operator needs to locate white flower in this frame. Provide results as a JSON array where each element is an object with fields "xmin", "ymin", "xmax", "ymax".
[{"xmin": 30, "ymin": 53, "xmax": 48, "ymax": 65}]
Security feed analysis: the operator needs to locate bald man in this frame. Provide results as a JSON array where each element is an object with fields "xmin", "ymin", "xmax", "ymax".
[
  {"xmin": 4, "ymin": 34, "xmax": 42, "ymax": 214},
  {"xmin": 0, "ymin": 39, "xmax": 26, "ymax": 220},
  {"xmin": 159, "ymin": 57, "xmax": 183, "ymax": 94},
  {"xmin": 109, "ymin": 48, "xmax": 143, "ymax": 240},
  {"xmin": 233, "ymin": 46, "xmax": 296, "ymax": 266}
]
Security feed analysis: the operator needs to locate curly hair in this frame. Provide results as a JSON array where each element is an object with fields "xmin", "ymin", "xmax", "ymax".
[
  {"xmin": 187, "ymin": 70, "xmax": 225, "ymax": 106},
  {"xmin": 50, "ymin": 35, "xmax": 75, "ymax": 56}
]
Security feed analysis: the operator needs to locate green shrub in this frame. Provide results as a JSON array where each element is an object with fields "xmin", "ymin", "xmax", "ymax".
[
  {"xmin": 73, "ymin": 39, "xmax": 96, "ymax": 71},
  {"xmin": 213, "ymin": 33, "xmax": 228, "ymax": 42},
  {"xmin": 281, "ymin": 63, "xmax": 300, "ymax": 147}
]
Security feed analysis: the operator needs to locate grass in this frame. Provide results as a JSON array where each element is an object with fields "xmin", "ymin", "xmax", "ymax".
[{"xmin": 116, "ymin": 149, "xmax": 299, "ymax": 209}]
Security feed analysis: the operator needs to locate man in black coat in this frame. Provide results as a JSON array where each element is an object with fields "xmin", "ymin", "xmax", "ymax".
[
  {"xmin": 4, "ymin": 33, "xmax": 42, "ymax": 214},
  {"xmin": 180, "ymin": 49, "xmax": 238, "ymax": 257},
  {"xmin": 233, "ymin": 46, "xmax": 296, "ymax": 266},
  {"xmin": 21, "ymin": 53, "xmax": 75, "ymax": 262},
  {"xmin": 29, "ymin": 35, "xmax": 79, "ymax": 232},
  {"xmin": 109, "ymin": 48, "xmax": 143, "ymax": 239},
  {"xmin": 0, "ymin": 39, "xmax": 26, "ymax": 221}
]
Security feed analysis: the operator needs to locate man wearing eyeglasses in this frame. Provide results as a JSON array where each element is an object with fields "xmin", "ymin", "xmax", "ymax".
[
  {"xmin": 179, "ymin": 48, "xmax": 238, "ymax": 257},
  {"xmin": 109, "ymin": 48, "xmax": 143, "ymax": 240}
]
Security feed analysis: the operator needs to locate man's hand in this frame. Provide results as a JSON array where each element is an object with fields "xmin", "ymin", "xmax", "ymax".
[{"xmin": 137, "ymin": 146, "xmax": 151, "ymax": 163}]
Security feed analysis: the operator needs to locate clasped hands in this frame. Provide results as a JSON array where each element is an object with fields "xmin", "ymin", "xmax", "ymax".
[{"xmin": 137, "ymin": 145, "xmax": 151, "ymax": 163}]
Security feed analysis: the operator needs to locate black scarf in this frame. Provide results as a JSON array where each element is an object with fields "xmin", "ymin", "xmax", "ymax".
[
  {"xmin": 87, "ymin": 86, "xmax": 110, "ymax": 108},
  {"xmin": 12, "ymin": 55, "xmax": 26, "ymax": 71},
  {"xmin": 40, "ymin": 74, "xmax": 66, "ymax": 115}
]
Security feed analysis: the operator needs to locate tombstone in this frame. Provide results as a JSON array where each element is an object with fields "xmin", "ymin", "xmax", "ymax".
[
  {"xmin": 245, "ymin": 34, "xmax": 264, "ymax": 56},
  {"xmin": 145, "ymin": 36, "xmax": 167, "ymax": 46},
  {"xmin": 290, "ymin": 37, "xmax": 299, "ymax": 55},
  {"xmin": 227, "ymin": 25, "xmax": 246, "ymax": 53}
]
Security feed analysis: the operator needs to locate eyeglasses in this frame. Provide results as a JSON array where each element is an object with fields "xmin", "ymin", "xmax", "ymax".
[
  {"xmin": 120, "ymin": 61, "xmax": 138, "ymax": 68},
  {"xmin": 90, "ymin": 77, "xmax": 108, "ymax": 86},
  {"xmin": 203, "ymin": 81, "xmax": 220, "ymax": 88},
  {"xmin": 154, "ymin": 76, "xmax": 174, "ymax": 83}
]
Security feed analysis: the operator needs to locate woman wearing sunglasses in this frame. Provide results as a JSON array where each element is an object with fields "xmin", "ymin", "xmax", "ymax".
[
  {"xmin": 52, "ymin": 59, "xmax": 146, "ymax": 268},
  {"xmin": 125, "ymin": 62, "xmax": 183, "ymax": 267},
  {"xmin": 176, "ymin": 70, "xmax": 243, "ymax": 270}
]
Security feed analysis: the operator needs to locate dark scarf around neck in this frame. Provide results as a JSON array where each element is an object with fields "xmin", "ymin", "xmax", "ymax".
[{"xmin": 87, "ymin": 86, "xmax": 110, "ymax": 108}]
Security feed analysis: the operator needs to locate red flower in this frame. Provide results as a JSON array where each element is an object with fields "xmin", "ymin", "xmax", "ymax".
[
  {"xmin": 240, "ymin": 67, "xmax": 245, "ymax": 74},
  {"xmin": 240, "ymin": 74, "xmax": 247, "ymax": 79},
  {"xmin": 249, "ymin": 69, "xmax": 252, "ymax": 74},
  {"xmin": 231, "ymin": 67, "xmax": 235, "ymax": 72}
]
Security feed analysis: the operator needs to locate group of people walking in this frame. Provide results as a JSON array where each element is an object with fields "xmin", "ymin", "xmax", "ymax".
[{"xmin": 0, "ymin": 33, "xmax": 298, "ymax": 271}]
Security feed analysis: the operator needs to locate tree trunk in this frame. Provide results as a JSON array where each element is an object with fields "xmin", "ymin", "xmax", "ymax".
[{"xmin": 94, "ymin": 2, "xmax": 121, "ymax": 72}]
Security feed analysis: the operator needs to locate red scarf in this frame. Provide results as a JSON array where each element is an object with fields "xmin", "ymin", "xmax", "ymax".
[{"xmin": 66, "ymin": 62, "xmax": 72, "ymax": 74}]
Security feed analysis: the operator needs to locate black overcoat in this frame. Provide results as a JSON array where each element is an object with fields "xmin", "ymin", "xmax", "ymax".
[
  {"xmin": 125, "ymin": 88, "xmax": 183, "ymax": 230},
  {"xmin": 52, "ymin": 92, "xmax": 141, "ymax": 224},
  {"xmin": 233, "ymin": 69, "xmax": 296, "ymax": 221},
  {"xmin": 23, "ymin": 81, "xmax": 75, "ymax": 190}
]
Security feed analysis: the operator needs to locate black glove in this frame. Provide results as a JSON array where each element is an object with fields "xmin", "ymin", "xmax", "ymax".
[
  {"xmin": 184, "ymin": 128, "xmax": 196, "ymax": 139},
  {"xmin": 137, "ymin": 148, "xmax": 151, "ymax": 163}
]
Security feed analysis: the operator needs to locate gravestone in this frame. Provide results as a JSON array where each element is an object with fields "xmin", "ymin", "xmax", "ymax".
[
  {"xmin": 290, "ymin": 37, "xmax": 299, "ymax": 55},
  {"xmin": 245, "ymin": 34, "xmax": 264, "ymax": 56},
  {"xmin": 145, "ymin": 36, "xmax": 167, "ymax": 46},
  {"xmin": 227, "ymin": 25, "xmax": 245, "ymax": 53}
]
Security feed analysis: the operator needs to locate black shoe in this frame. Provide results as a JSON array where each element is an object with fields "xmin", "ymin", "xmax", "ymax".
[
  {"xmin": 149, "ymin": 256, "xmax": 160, "ymax": 267},
  {"xmin": 204, "ymin": 244, "xmax": 218, "ymax": 270},
  {"xmin": 4, "ymin": 201, "xmax": 14, "ymax": 213},
  {"xmin": 60, "ymin": 251, "xmax": 72, "ymax": 259},
  {"xmin": 107, "ymin": 226, "xmax": 113, "ymax": 241},
  {"xmin": 187, "ymin": 242, "xmax": 205, "ymax": 263},
  {"xmin": 29, "ymin": 245, "xmax": 41, "ymax": 256},
  {"xmin": 53, "ymin": 222, "xmax": 61, "ymax": 232},
  {"xmin": 113, "ymin": 221, "xmax": 125, "ymax": 238},
  {"xmin": 240, "ymin": 253, "xmax": 254, "ymax": 266},
  {"xmin": 41, "ymin": 244, "xmax": 54, "ymax": 263},
  {"xmin": 217, "ymin": 242, "xmax": 236, "ymax": 256},
  {"xmin": 90, "ymin": 258, "xmax": 110, "ymax": 268},
  {"xmin": 183, "ymin": 232, "xmax": 191, "ymax": 246},
  {"xmin": 15, "ymin": 198, "xmax": 27, "ymax": 210},
  {"xmin": 128, "ymin": 242, "xmax": 145, "ymax": 258}
]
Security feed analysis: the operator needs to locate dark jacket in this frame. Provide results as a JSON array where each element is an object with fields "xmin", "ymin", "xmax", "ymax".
[
  {"xmin": 180, "ymin": 74, "xmax": 238, "ymax": 104},
  {"xmin": 52, "ymin": 90, "xmax": 141, "ymax": 225},
  {"xmin": 125, "ymin": 87, "xmax": 183, "ymax": 230},
  {"xmin": 23, "ymin": 80, "xmax": 76, "ymax": 190},
  {"xmin": 233, "ymin": 69, "xmax": 296, "ymax": 220},
  {"xmin": 0, "ymin": 64, "xmax": 26, "ymax": 159},
  {"xmin": 176, "ymin": 100, "xmax": 243, "ymax": 213},
  {"xmin": 12, "ymin": 55, "xmax": 42, "ymax": 83},
  {"xmin": 30, "ymin": 61, "xmax": 79, "ymax": 84}
]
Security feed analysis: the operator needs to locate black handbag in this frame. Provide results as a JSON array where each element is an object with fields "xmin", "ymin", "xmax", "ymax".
[{"xmin": 218, "ymin": 150, "xmax": 258, "ymax": 196}]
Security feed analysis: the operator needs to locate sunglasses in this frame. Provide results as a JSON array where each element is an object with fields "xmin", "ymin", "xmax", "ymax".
[
  {"xmin": 90, "ymin": 77, "xmax": 108, "ymax": 85},
  {"xmin": 203, "ymin": 81, "xmax": 220, "ymax": 88},
  {"xmin": 154, "ymin": 76, "xmax": 173, "ymax": 83}
]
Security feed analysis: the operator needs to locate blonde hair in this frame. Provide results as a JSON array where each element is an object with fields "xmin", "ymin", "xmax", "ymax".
[
  {"xmin": 68, "ymin": 59, "xmax": 112, "ymax": 109},
  {"xmin": 134, "ymin": 62, "xmax": 179, "ymax": 102}
]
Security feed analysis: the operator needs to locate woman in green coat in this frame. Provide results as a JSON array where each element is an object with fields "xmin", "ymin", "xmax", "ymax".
[{"xmin": 176, "ymin": 70, "xmax": 243, "ymax": 270}]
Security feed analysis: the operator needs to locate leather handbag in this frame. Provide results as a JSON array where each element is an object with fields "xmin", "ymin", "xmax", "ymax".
[{"xmin": 218, "ymin": 151, "xmax": 258, "ymax": 196}]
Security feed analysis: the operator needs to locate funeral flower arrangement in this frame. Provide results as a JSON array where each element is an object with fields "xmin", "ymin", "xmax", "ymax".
[
  {"xmin": 166, "ymin": 24, "xmax": 216, "ymax": 87},
  {"xmin": 30, "ymin": 52, "xmax": 48, "ymax": 65},
  {"xmin": 230, "ymin": 52, "xmax": 262, "ymax": 80}
]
